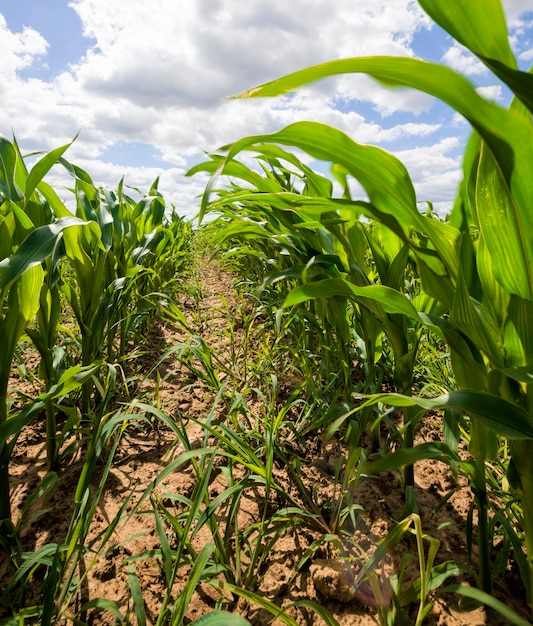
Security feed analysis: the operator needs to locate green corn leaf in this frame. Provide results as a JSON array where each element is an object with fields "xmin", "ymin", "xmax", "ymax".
[
  {"xmin": 353, "ymin": 390, "xmax": 533, "ymax": 440},
  {"xmin": 284, "ymin": 278, "xmax": 421, "ymax": 321},
  {"xmin": 363, "ymin": 442, "xmax": 460, "ymax": 474},
  {"xmin": 0, "ymin": 136, "xmax": 24, "ymax": 202},
  {"xmin": 189, "ymin": 613, "xmax": 252, "ymax": 626},
  {"xmin": 58, "ymin": 157, "xmax": 94, "ymax": 185},
  {"xmin": 419, "ymin": 313, "xmax": 489, "ymax": 392},
  {"xmin": 37, "ymin": 180, "xmax": 75, "ymax": 219},
  {"xmin": 6, "ymin": 198, "xmax": 35, "ymax": 238},
  {"xmin": 235, "ymin": 56, "xmax": 529, "ymax": 169},
  {"xmin": 0, "ymin": 266, "xmax": 44, "ymax": 418},
  {"xmin": 213, "ymin": 582, "xmax": 299, "ymax": 626},
  {"xmin": 152, "ymin": 504, "xmax": 173, "ymax": 585},
  {"xmin": 0, "ymin": 217, "xmax": 89, "ymax": 293},
  {"xmin": 288, "ymin": 601, "xmax": 340, "ymax": 626},
  {"xmin": 451, "ymin": 271, "xmax": 505, "ymax": 368},
  {"xmin": 0, "ymin": 401, "xmax": 45, "ymax": 451},
  {"xmin": 11, "ymin": 542, "xmax": 63, "ymax": 585},
  {"xmin": 24, "ymin": 137, "xmax": 77, "ymax": 204},
  {"xmin": 128, "ymin": 564, "xmax": 147, "ymax": 626},
  {"xmin": 476, "ymin": 143, "xmax": 532, "ymax": 300},
  {"xmin": 416, "ymin": 258, "xmax": 456, "ymax": 311},
  {"xmin": 400, "ymin": 561, "xmax": 464, "ymax": 607},
  {"xmin": 0, "ymin": 364, "xmax": 98, "ymax": 447},
  {"xmin": 450, "ymin": 130, "xmax": 482, "ymax": 227},
  {"xmin": 443, "ymin": 584, "xmax": 531, "ymax": 626},
  {"xmin": 193, "ymin": 482, "xmax": 247, "ymax": 533},
  {"xmin": 234, "ymin": 58, "xmax": 533, "ymax": 266},
  {"xmin": 221, "ymin": 123, "xmax": 419, "ymax": 235},
  {"xmin": 497, "ymin": 365, "xmax": 533, "ymax": 384},
  {"xmin": 171, "ymin": 544, "xmax": 215, "ymax": 626},
  {"xmin": 14, "ymin": 264, "xmax": 44, "ymax": 326},
  {"xmin": 59, "ymin": 219, "xmax": 104, "ymax": 309},
  {"xmin": 259, "ymin": 144, "xmax": 334, "ymax": 197},
  {"xmin": 80, "ymin": 598, "xmax": 125, "ymax": 624},
  {"xmin": 42, "ymin": 363, "xmax": 101, "ymax": 399},
  {"xmin": 384, "ymin": 243, "xmax": 410, "ymax": 291},
  {"xmin": 344, "ymin": 219, "xmax": 368, "ymax": 272},
  {"xmin": 40, "ymin": 546, "xmax": 61, "ymax": 626},
  {"xmin": 418, "ymin": 0, "xmax": 515, "ymax": 68},
  {"xmin": 188, "ymin": 155, "xmax": 284, "ymax": 195},
  {"xmin": 0, "ymin": 214, "xmax": 15, "ymax": 261},
  {"xmin": 476, "ymin": 237, "xmax": 510, "ymax": 328},
  {"xmin": 16, "ymin": 471, "xmax": 59, "ymax": 532},
  {"xmin": 213, "ymin": 123, "xmax": 461, "ymax": 281}
]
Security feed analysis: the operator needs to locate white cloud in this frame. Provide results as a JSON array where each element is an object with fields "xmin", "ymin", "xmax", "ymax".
[
  {"xmin": 502, "ymin": 0, "xmax": 533, "ymax": 24},
  {"xmin": 374, "ymin": 122, "xmax": 441, "ymax": 141},
  {"xmin": 395, "ymin": 137, "xmax": 462, "ymax": 213},
  {"xmin": 0, "ymin": 14, "xmax": 48, "ymax": 76},
  {"xmin": 475, "ymin": 85, "xmax": 503, "ymax": 101},
  {"xmin": 442, "ymin": 43, "xmax": 487, "ymax": 76},
  {"xmin": 0, "ymin": 1, "xmax": 432, "ymax": 149},
  {"xmin": 159, "ymin": 152, "xmax": 187, "ymax": 167},
  {"xmin": 64, "ymin": 0, "xmax": 432, "ymax": 117},
  {"xmin": 450, "ymin": 112, "xmax": 468, "ymax": 127},
  {"xmin": 519, "ymin": 47, "xmax": 533, "ymax": 61}
]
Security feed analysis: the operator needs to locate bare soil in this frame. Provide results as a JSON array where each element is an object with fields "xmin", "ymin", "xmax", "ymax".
[{"xmin": 1, "ymin": 259, "xmax": 530, "ymax": 625}]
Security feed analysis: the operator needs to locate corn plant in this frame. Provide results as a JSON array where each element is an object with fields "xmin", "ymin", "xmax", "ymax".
[
  {"xmin": 191, "ymin": 0, "xmax": 533, "ymax": 608},
  {"xmin": 1, "ymin": 134, "xmax": 192, "ymax": 540}
]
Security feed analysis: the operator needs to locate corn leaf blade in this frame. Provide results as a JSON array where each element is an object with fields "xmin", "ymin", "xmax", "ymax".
[
  {"xmin": 0, "ymin": 217, "xmax": 89, "ymax": 293},
  {"xmin": 284, "ymin": 278, "xmax": 421, "ymax": 320},
  {"xmin": 354, "ymin": 390, "xmax": 533, "ymax": 440}
]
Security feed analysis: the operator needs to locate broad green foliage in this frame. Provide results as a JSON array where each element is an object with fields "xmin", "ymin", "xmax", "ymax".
[
  {"xmin": 191, "ymin": 0, "xmax": 533, "ymax": 608},
  {"xmin": 0, "ymin": 135, "xmax": 192, "ymax": 540},
  {"xmin": 0, "ymin": 137, "xmax": 96, "ymax": 528}
]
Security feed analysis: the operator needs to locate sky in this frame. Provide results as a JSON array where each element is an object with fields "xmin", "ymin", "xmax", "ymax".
[{"xmin": 0, "ymin": 1, "xmax": 532, "ymax": 219}]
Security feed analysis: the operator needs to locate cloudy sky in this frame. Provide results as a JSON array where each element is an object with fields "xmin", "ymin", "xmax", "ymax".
[{"xmin": 1, "ymin": 1, "xmax": 532, "ymax": 218}]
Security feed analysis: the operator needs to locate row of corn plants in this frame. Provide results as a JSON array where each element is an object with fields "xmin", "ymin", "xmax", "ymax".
[
  {"xmin": 0, "ymin": 135, "xmax": 192, "ymax": 547},
  {"xmin": 188, "ymin": 0, "xmax": 533, "ymax": 618}
]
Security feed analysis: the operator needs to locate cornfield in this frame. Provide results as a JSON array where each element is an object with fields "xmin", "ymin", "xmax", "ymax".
[{"xmin": 1, "ymin": 0, "xmax": 533, "ymax": 624}]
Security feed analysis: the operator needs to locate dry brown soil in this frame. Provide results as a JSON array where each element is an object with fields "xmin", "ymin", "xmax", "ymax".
[{"xmin": 1, "ymin": 259, "xmax": 530, "ymax": 625}]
